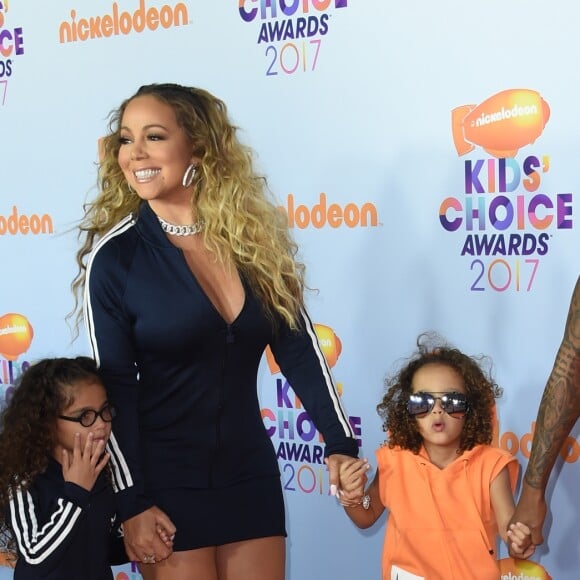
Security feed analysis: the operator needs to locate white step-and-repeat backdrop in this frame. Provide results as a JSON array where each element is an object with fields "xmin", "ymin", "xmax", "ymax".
[{"xmin": 1, "ymin": 1, "xmax": 578, "ymax": 578}]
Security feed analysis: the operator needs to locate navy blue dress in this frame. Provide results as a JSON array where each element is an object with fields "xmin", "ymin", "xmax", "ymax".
[{"xmin": 84, "ymin": 201, "xmax": 358, "ymax": 549}]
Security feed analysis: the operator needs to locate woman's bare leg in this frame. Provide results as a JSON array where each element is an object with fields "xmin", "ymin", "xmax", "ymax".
[
  {"xmin": 216, "ymin": 536, "xmax": 285, "ymax": 580},
  {"xmin": 138, "ymin": 547, "xmax": 218, "ymax": 580}
]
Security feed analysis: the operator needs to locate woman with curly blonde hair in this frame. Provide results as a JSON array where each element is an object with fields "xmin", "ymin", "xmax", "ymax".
[
  {"xmin": 337, "ymin": 334, "xmax": 534, "ymax": 580},
  {"xmin": 71, "ymin": 83, "xmax": 358, "ymax": 580}
]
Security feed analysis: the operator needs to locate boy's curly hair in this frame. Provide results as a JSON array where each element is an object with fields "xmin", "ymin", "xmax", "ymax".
[
  {"xmin": 0, "ymin": 357, "xmax": 100, "ymax": 557},
  {"xmin": 377, "ymin": 333, "xmax": 502, "ymax": 454}
]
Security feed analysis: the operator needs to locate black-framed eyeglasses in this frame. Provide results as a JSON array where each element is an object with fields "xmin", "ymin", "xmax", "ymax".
[
  {"xmin": 407, "ymin": 392, "xmax": 468, "ymax": 418},
  {"xmin": 59, "ymin": 403, "xmax": 116, "ymax": 427}
]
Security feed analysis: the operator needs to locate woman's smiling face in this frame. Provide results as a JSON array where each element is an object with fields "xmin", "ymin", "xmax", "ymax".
[{"xmin": 117, "ymin": 94, "xmax": 196, "ymax": 210}]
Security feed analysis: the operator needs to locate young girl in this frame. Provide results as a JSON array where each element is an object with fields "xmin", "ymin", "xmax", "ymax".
[
  {"xmin": 0, "ymin": 357, "xmax": 119, "ymax": 579},
  {"xmin": 338, "ymin": 335, "xmax": 534, "ymax": 580}
]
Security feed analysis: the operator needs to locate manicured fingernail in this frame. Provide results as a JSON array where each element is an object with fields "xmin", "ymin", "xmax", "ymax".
[{"xmin": 330, "ymin": 484, "xmax": 337, "ymax": 496}]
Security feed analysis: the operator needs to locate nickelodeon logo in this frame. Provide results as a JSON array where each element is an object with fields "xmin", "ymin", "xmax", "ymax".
[
  {"xmin": 452, "ymin": 89, "xmax": 550, "ymax": 158},
  {"xmin": 0, "ymin": 313, "xmax": 33, "ymax": 361},
  {"xmin": 0, "ymin": 206, "xmax": 53, "ymax": 235},
  {"xmin": 59, "ymin": 0, "xmax": 188, "ymax": 43},
  {"xmin": 265, "ymin": 323, "xmax": 341, "ymax": 374},
  {"xmin": 498, "ymin": 420, "xmax": 579, "ymax": 464},
  {"xmin": 499, "ymin": 557, "xmax": 552, "ymax": 580},
  {"xmin": 281, "ymin": 193, "xmax": 378, "ymax": 229},
  {"xmin": 492, "ymin": 407, "xmax": 578, "ymax": 465}
]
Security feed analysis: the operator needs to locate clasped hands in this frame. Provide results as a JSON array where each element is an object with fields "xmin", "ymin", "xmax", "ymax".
[
  {"xmin": 325, "ymin": 455, "xmax": 371, "ymax": 507},
  {"xmin": 122, "ymin": 506, "xmax": 176, "ymax": 565}
]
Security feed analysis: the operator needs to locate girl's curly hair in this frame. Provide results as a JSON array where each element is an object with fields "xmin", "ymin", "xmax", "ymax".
[
  {"xmin": 0, "ymin": 357, "xmax": 100, "ymax": 556},
  {"xmin": 70, "ymin": 83, "xmax": 306, "ymax": 336},
  {"xmin": 377, "ymin": 333, "xmax": 502, "ymax": 454}
]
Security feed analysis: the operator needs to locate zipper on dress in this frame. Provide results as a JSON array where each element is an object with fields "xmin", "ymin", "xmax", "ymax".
[{"xmin": 211, "ymin": 324, "xmax": 235, "ymax": 487}]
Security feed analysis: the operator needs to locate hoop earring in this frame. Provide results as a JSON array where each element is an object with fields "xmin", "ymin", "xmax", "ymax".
[{"xmin": 182, "ymin": 164, "xmax": 197, "ymax": 188}]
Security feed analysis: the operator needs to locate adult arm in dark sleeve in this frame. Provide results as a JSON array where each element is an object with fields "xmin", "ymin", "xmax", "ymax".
[
  {"xmin": 84, "ymin": 236, "xmax": 175, "ymax": 563},
  {"xmin": 84, "ymin": 241, "xmax": 152, "ymax": 523},
  {"xmin": 269, "ymin": 308, "xmax": 359, "ymax": 459}
]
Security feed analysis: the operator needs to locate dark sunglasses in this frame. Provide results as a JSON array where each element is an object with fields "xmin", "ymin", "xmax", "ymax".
[
  {"xmin": 59, "ymin": 403, "xmax": 116, "ymax": 427},
  {"xmin": 407, "ymin": 392, "xmax": 468, "ymax": 417}
]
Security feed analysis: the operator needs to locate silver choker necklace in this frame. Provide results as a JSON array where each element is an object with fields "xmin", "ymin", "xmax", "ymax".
[{"xmin": 157, "ymin": 215, "xmax": 204, "ymax": 236}]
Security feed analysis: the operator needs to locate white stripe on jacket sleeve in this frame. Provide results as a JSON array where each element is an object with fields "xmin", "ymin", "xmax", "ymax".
[
  {"xmin": 9, "ymin": 488, "xmax": 82, "ymax": 565},
  {"xmin": 300, "ymin": 307, "xmax": 355, "ymax": 438}
]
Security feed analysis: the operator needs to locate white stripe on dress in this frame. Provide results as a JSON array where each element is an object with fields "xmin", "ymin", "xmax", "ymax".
[
  {"xmin": 83, "ymin": 214, "xmax": 136, "ymax": 491},
  {"xmin": 83, "ymin": 213, "xmax": 135, "ymax": 366},
  {"xmin": 300, "ymin": 308, "xmax": 354, "ymax": 438}
]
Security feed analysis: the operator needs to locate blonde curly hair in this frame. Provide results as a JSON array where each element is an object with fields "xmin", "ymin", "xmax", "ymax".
[{"xmin": 71, "ymin": 83, "xmax": 305, "ymax": 331}]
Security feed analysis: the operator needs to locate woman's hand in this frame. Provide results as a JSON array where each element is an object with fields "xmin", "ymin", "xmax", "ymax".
[
  {"xmin": 61, "ymin": 432, "xmax": 110, "ymax": 492},
  {"xmin": 122, "ymin": 507, "xmax": 177, "ymax": 564}
]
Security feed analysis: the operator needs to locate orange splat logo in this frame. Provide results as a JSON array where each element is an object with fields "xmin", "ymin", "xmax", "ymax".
[
  {"xmin": 499, "ymin": 558, "xmax": 552, "ymax": 579},
  {"xmin": 0, "ymin": 313, "xmax": 34, "ymax": 360},
  {"xmin": 265, "ymin": 323, "xmax": 342, "ymax": 374},
  {"xmin": 452, "ymin": 89, "xmax": 550, "ymax": 158}
]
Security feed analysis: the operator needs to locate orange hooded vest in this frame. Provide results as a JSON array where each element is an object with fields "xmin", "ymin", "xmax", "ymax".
[{"xmin": 376, "ymin": 444, "xmax": 518, "ymax": 580}]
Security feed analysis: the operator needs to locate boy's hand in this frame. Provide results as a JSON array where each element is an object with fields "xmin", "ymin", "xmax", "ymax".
[
  {"xmin": 507, "ymin": 522, "xmax": 536, "ymax": 560},
  {"xmin": 336, "ymin": 458, "xmax": 370, "ymax": 507}
]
